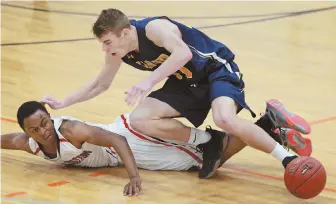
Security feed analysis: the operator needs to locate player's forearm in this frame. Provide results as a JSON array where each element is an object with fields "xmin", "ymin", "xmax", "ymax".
[
  {"xmin": 87, "ymin": 130, "xmax": 139, "ymax": 178},
  {"xmin": 147, "ymin": 48, "xmax": 192, "ymax": 84},
  {"xmin": 111, "ymin": 136, "xmax": 139, "ymax": 178},
  {"xmin": 1, "ymin": 133, "xmax": 27, "ymax": 151},
  {"xmin": 62, "ymin": 79, "xmax": 108, "ymax": 107}
]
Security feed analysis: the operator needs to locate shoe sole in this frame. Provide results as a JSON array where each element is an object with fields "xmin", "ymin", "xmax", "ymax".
[
  {"xmin": 287, "ymin": 131, "xmax": 312, "ymax": 156},
  {"xmin": 201, "ymin": 159, "xmax": 222, "ymax": 179},
  {"xmin": 266, "ymin": 99, "xmax": 311, "ymax": 134}
]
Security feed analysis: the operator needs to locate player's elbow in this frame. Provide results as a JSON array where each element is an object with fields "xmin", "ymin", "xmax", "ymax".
[
  {"xmin": 95, "ymin": 79, "xmax": 110, "ymax": 93},
  {"xmin": 97, "ymin": 83, "xmax": 110, "ymax": 92},
  {"xmin": 113, "ymin": 134, "xmax": 128, "ymax": 148},
  {"xmin": 184, "ymin": 47, "xmax": 193, "ymax": 62},
  {"xmin": 179, "ymin": 46, "xmax": 193, "ymax": 63}
]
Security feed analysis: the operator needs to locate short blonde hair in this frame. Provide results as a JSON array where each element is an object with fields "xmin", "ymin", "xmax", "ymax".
[{"xmin": 92, "ymin": 8, "xmax": 131, "ymax": 37}]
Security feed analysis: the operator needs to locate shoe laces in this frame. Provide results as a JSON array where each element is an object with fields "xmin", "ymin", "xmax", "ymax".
[{"xmin": 276, "ymin": 127, "xmax": 290, "ymax": 152}]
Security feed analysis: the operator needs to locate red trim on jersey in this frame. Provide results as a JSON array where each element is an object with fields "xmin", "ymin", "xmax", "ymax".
[
  {"xmin": 34, "ymin": 147, "xmax": 40, "ymax": 155},
  {"xmin": 59, "ymin": 138, "xmax": 67, "ymax": 142},
  {"xmin": 108, "ymin": 147, "xmax": 117, "ymax": 155},
  {"xmin": 120, "ymin": 114, "xmax": 202, "ymax": 164}
]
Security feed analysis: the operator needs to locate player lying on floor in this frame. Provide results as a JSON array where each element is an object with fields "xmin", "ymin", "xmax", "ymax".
[{"xmin": 1, "ymin": 100, "xmax": 312, "ymax": 196}]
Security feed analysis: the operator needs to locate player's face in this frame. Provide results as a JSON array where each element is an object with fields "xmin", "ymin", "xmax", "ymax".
[
  {"xmin": 23, "ymin": 110, "xmax": 56, "ymax": 144},
  {"xmin": 99, "ymin": 29, "xmax": 131, "ymax": 58}
]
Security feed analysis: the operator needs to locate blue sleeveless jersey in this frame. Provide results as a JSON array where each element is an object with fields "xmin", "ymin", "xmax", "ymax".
[{"xmin": 121, "ymin": 16, "xmax": 237, "ymax": 83}]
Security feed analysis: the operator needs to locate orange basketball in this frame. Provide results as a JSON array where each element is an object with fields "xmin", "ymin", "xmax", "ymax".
[{"xmin": 284, "ymin": 156, "xmax": 327, "ymax": 199}]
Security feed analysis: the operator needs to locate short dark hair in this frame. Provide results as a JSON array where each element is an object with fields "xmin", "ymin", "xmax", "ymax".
[
  {"xmin": 17, "ymin": 101, "xmax": 48, "ymax": 130},
  {"xmin": 92, "ymin": 8, "xmax": 131, "ymax": 38}
]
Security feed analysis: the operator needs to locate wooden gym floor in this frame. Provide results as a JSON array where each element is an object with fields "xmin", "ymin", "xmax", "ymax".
[{"xmin": 1, "ymin": 1, "xmax": 336, "ymax": 204}]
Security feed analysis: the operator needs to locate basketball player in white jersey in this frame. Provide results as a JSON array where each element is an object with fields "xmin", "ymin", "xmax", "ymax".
[{"xmin": 1, "ymin": 101, "xmax": 312, "ymax": 195}]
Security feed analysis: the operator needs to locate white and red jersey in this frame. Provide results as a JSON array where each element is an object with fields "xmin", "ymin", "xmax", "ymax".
[
  {"xmin": 29, "ymin": 114, "xmax": 203, "ymax": 171},
  {"xmin": 28, "ymin": 116, "xmax": 120, "ymax": 168}
]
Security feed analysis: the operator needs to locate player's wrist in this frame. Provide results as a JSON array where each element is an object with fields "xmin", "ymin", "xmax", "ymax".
[
  {"xmin": 129, "ymin": 172, "xmax": 140, "ymax": 179},
  {"xmin": 145, "ymin": 75, "xmax": 159, "ymax": 86}
]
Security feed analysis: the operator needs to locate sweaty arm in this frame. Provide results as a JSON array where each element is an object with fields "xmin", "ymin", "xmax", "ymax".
[
  {"xmin": 62, "ymin": 54, "xmax": 122, "ymax": 107},
  {"xmin": 144, "ymin": 19, "xmax": 193, "ymax": 84},
  {"xmin": 1, "ymin": 132, "xmax": 33, "ymax": 154}
]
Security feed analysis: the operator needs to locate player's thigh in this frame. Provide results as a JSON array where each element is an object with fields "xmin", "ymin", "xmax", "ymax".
[
  {"xmin": 209, "ymin": 63, "xmax": 249, "ymax": 126},
  {"xmin": 131, "ymin": 77, "xmax": 211, "ymax": 127},
  {"xmin": 131, "ymin": 96, "xmax": 181, "ymax": 121}
]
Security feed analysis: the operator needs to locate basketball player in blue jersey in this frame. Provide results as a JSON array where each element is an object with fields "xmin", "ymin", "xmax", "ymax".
[{"xmin": 41, "ymin": 9, "xmax": 311, "ymax": 179}]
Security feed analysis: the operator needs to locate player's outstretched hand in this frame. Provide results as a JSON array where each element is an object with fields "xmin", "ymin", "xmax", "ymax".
[
  {"xmin": 40, "ymin": 94, "xmax": 66, "ymax": 110},
  {"xmin": 123, "ymin": 175, "xmax": 142, "ymax": 196},
  {"xmin": 125, "ymin": 79, "xmax": 154, "ymax": 106}
]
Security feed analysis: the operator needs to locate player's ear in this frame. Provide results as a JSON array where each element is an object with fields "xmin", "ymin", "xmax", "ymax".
[{"xmin": 120, "ymin": 28, "xmax": 129, "ymax": 37}]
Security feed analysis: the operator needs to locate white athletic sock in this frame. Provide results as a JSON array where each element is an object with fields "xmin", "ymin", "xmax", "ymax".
[
  {"xmin": 270, "ymin": 143, "xmax": 294, "ymax": 162},
  {"xmin": 188, "ymin": 127, "xmax": 211, "ymax": 146}
]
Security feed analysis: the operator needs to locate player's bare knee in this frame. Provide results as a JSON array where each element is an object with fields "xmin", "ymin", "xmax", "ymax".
[
  {"xmin": 213, "ymin": 113, "xmax": 238, "ymax": 133},
  {"xmin": 129, "ymin": 111, "xmax": 147, "ymax": 131}
]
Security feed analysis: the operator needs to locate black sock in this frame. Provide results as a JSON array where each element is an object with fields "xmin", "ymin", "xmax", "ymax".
[
  {"xmin": 282, "ymin": 155, "xmax": 298, "ymax": 168},
  {"xmin": 254, "ymin": 115, "xmax": 282, "ymax": 144}
]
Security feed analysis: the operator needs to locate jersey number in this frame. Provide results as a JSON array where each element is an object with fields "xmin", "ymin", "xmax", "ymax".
[{"xmin": 173, "ymin": 67, "xmax": 193, "ymax": 80}]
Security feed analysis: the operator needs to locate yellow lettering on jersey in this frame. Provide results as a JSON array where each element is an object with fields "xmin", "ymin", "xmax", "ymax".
[
  {"xmin": 136, "ymin": 53, "xmax": 193, "ymax": 80},
  {"xmin": 179, "ymin": 67, "xmax": 193, "ymax": 78},
  {"xmin": 144, "ymin": 60, "xmax": 157, "ymax": 69},
  {"xmin": 152, "ymin": 54, "xmax": 169, "ymax": 64},
  {"xmin": 136, "ymin": 61, "xmax": 150, "ymax": 69},
  {"xmin": 173, "ymin": 73, "xmax": 183, "ymax": 80}
]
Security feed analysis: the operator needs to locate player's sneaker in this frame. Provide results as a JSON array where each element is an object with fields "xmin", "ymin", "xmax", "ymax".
[
  {"xmin": 266, "ymin": 99, "xmax": 311, "ymax": 135},
  {"xmin": 274, "ymin": 128, "xmax": 312, "ymax": 156},
  {"xmin": 197, "ymin": 126, "xmax": 225, "ymax": 179}
]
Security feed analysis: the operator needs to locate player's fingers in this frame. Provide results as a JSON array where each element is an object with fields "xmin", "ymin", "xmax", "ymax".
[
  {"xmin": 43, "ymin": 94, "xmax": 55, "ymax": 102},
  {"xmin": 124, "ymin": 92, "xmax": 130, "ymax": 103},
  {"xmin": 130, "ymin": 95, "xmax": 139, "ymax": 106},
  {"xmin": 125, "ymin": 91, "xmax": 134, "ymax": 106},
  {"xmin": 128, "ymin": 88, "xmax": 140, "ymax": 106},
  {"xmin": 132, "ymin": 183, "xmax": 139, "ymax": 196},
  {"xmin": 131, "ymin": 89, "xmax": 143, "ymax": 106},
  {"xmin": 124, "ymin": 94, "xmax": 130, "ymax": 105},
  {"xmin": 39, "ymin": 99, "xmax": 47, "ymax": 104},
  {"xmin": 40, "ymin": 99, "xmax": 51, "ymax": 106},
  {"xmin": 137, "ymin": 181, "xmax": 142, "ymax": 192},
  {"xmin": 129, "ymin": 87, "xmax": 138, "ymax": 96},
  {"xmin": 127, "ymin": 94, "xmax": 134, "ymax": 106},
  {"xmin": 132, "ymin": 89, "xmax": 146, "ymax": 106},
  {"xmin": 139, "ymin": 92, "xmax": 147, "ymax": 104},
  {"xmin": 134, "ymin": 186, "xmax": 140, "ymax": 196},
  {"xmin": 128, "ymin": 183, "xmax": 133, "ymax": 196},
  {"xmin": 135, "ymin": 87, "xmax": 143, "ymax": 97},
  {"xmin": 123, "ymin": 184, "xmax": 129, "ymax": 196},
  {"xmin": 124, "ymin": 87, "xmax": 134, "ymax": 96},
  {"xmin": 125, "ymin": 88, "xmax": 138, "ymax": 106}
]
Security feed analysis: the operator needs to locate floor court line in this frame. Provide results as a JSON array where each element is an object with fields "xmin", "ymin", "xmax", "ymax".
[
  {"xmin": 2, "ymin": 197, "xmax": 68, "ymax": 204},
  {"xmin": 47, "ymin": 180, "xmax": 70, "ymax": 187},
  {"xmin": 4, "ymin": 192, "xmax": 27, "ymax": 198},
  {"xmin": 1, "ymin": 5, "xmax": 335, "ymax": 47},
  {"xmin": 2, "ymin": 2, "xmax": 334, "ymax": 19}
]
